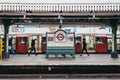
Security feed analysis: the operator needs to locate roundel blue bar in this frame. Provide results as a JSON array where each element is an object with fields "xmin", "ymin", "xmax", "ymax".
[{"xmin": 56, "ymin": 33, "xmax": 65, "ymax": 41}]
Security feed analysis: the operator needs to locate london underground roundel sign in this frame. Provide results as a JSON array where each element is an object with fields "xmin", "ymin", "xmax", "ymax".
[{"xmin": 56, "ymin": 33, "xmax": 65, "ymax": 41}]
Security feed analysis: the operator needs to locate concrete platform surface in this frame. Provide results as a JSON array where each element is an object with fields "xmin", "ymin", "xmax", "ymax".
[
  {"xmin": 0, "ymin": 78, "xmax": 120, "ymax": 80},
  {"xmin": 0, "ymin": 54, "xmax": 120, "ymax": 65}
]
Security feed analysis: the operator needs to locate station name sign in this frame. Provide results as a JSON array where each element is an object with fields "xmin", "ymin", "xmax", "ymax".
[{"xmin": 55, "ymin": 30, "xmax": 66, "ymax": 42}]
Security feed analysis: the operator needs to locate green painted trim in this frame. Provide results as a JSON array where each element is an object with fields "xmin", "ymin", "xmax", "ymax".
[
  {"xmin": 2, "ymin": 19, "xmax": 11, "ymax": 58},
  {"xmin": 110, "ymin": 19, "xmax": 119, "ymax": 58},
  {"xmin": 3, "ymin": 26, "xmax": 9, "ymax": 58},
  {"xmin": 46, "ymin": 46, "xmax": 75, "ymax": 58}
]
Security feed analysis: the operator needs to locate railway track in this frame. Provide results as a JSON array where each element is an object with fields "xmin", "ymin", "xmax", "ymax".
[
  {"xmin": 0, "ymin": 65, "xmax": 120, "ymax": 74},
  {"xmin": 0, "ymin": 74, "xmax": 120, "ymax": 79},
  {"xmin": 0, "ymin": 65, "xmax": 120, "ymax": 78}
]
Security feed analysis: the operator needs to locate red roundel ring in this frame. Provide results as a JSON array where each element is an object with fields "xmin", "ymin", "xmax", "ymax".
[{"xmin": 56, "ymin": 33, "xmax": 65, "ymax": 41}]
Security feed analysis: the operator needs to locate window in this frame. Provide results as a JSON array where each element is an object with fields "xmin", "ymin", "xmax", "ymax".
[
  {"xmin": 48, "ymin": 37, "xmax": 53, "ymax": 41},
  {"xmin": 96, "ymin": 37, "xmax": 102, "ymax": 44}
]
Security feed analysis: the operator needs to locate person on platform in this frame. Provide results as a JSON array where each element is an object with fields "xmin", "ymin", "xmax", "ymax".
[
  {"xmin": 28, "ymin": 38, "xmax": 37, "ymax": 56},
  {"xmin": 8, "ymin": 37, "xmax": 13, "ymax": 47},
  {"xmin": 8, "ymin": 37, "xmax": 15, "ymax": 55},
  {"xmin": 80, "ymin": 38, "xmax": 89, "ymax": 56},
  {"xmin": 8, "ymin": 46, "xmax": 15, "ymax": 55}
]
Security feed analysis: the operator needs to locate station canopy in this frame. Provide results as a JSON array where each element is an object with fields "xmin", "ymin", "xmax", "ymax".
[{"xmin": 0, "ymin": 0, "xmax": 120, "ymax": 3}]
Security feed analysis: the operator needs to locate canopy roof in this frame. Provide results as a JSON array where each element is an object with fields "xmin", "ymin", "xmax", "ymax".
[{"xmin": 0, "ymin": 0, "xmax": 120, "ymax": 3}]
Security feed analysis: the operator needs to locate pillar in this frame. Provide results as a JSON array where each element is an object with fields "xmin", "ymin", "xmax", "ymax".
[
  {"xmin": 110, "ymin": 19, "xmax": 119, "ymax": 58},
  {"xmin": 2, "ymin": 19, "xmax": 11, "ymax": 58}
]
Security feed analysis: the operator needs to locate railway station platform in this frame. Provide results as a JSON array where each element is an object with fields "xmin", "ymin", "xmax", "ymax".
[
  {"xmin": 0, "ymin": 54, "xmax": 120, "ymax": 75},
  {"xmin": 1, "ymin": 54, "xmax": 120, "ymax": 66}
]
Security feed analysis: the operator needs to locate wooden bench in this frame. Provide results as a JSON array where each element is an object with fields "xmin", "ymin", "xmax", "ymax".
[{"xmin": 46, "ymin": 46, "xmax": 75, "ymax": 58}]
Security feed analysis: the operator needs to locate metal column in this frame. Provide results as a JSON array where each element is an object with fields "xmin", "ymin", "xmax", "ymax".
[
  {"xmin": 2, "ymin": 19, "xmax": 11, "ymax": 58},
  {"xmin": 110, "ymin": 19, "xmax": 119, "ymax": 58}
]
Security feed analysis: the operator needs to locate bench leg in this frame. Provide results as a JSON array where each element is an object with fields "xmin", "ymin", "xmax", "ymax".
[
  {"xmin": 72, "ymin": 54, "xmax": 75, "ymax": 58},
  {"xmin": 62, "ymin": 54, "xmax": 66, "ymax": 58},
  {"xmin": 46, "ymin": 54, "xmax": 49, "ymax": 58},
  {"xmin": 55, "ymin": 54, "xmax": 58, "ymax": 58}
]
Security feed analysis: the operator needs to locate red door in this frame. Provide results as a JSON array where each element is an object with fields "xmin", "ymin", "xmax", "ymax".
[
  {"xmin": 95, "ymin": 36, "xmax": 108, "ymax": 53},
  {"xmin": 75, "ymin": 36, "xmax": 82, "ymax": 53},
  {"xmin": 41, "ymin": 36, "xmax": 46, "ymax": 53},
  {"xmin": 16, "ymin": 36, "xmax": 28, "ymax": 53}
]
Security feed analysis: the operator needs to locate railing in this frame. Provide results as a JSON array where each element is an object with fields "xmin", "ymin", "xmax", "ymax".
[{"xmin": 0, "ymin": 3, "xmax": 120, "ymax": 12}]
